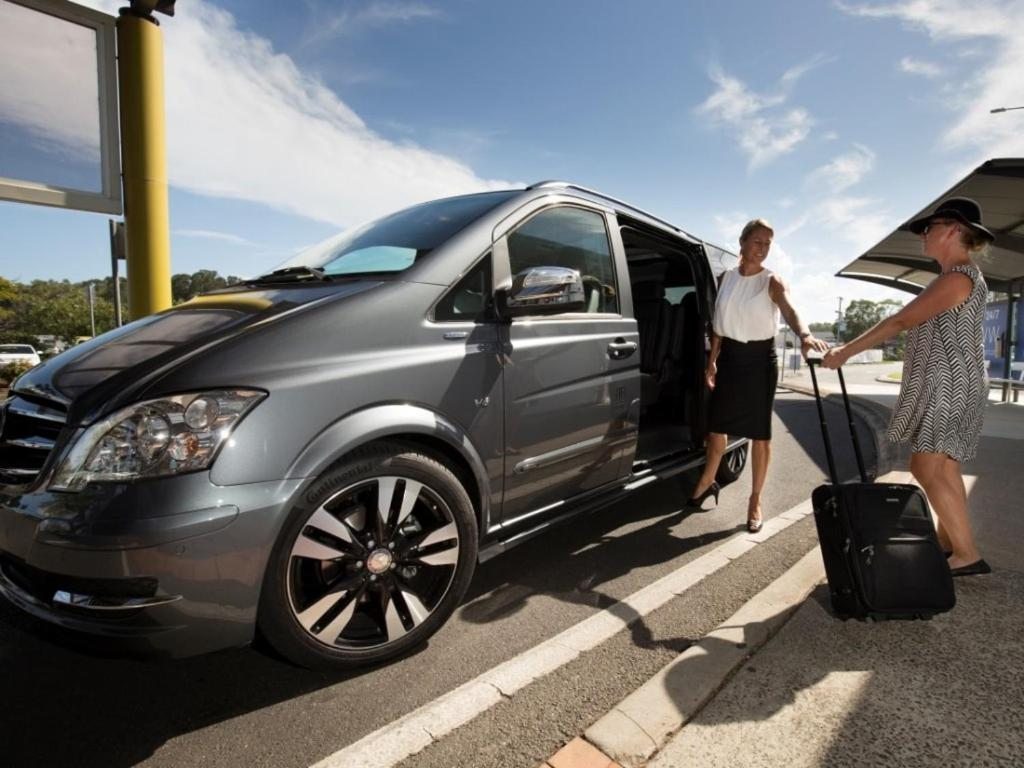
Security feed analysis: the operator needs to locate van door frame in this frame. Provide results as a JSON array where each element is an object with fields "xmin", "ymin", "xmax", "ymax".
[{"xmin": 490, "ymin": 200, "xmax": 640, "ymax": 531}]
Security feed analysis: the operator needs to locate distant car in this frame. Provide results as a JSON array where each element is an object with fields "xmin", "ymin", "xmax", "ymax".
[{"xmin": 0, "ymin": 345, "xmax": 41, "ymax": 368}]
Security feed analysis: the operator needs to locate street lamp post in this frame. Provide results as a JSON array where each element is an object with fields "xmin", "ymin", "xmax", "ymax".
[
  {"xmin": 990, "ymin": 105, "xmax": 1024, "ymax": 113},
  {"xmin": 87, "ymin": 283, "xmax": 97, "ymax": 337}
]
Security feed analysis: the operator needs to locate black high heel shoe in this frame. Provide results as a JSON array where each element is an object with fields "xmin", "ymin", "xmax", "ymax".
[{"xmin": 686, "ymin": 481, "xmax": 720, "ymax": 510}]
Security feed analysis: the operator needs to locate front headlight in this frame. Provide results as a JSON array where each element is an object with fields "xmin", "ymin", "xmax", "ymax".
[{"xmin": 51, "ymin": 390, "xmax": 266, "ymax": 491}]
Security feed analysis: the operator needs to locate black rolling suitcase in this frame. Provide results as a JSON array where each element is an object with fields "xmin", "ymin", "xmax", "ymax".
[{"xmin": 807, "ymin": 360, "xmax": 955, "ymax": 620}]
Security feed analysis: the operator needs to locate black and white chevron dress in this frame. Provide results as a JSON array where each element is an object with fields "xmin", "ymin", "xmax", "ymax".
[{"xmin": 887, "ymin": 263, "xmax": 988, "ymax": 462}]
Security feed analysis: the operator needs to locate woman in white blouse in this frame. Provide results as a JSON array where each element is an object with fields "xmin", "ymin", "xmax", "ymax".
[{"xmin": 686, "ymin": 219, "xmax": 828, "ymax": 531}]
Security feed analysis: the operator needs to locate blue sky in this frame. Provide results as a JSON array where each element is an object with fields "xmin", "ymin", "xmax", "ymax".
[{"xmin": 2, "ymin": 0, "xmax": 1023, "ymax": 324}]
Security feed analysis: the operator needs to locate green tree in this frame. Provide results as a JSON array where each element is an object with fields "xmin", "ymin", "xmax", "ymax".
[
  {"xmin": 171, "ymin": 273, "xmax": 193, "ymax": 304},
  {"xmin": 171, "ymin": 270, "xmax": 238, "ymax": 303},
  {"xmin": 8, "ymin": 280, "xmax": 114, "ymax": 344},
  {"xmin": 4, "ymin": 270, "xmax": 239, "ymax": 344},
  {"xmin": 843, "ymin": 299, "xmax": 885, "ymax": 339},
  {"xmin": 0, "ymin": 276, "xmax": 18, "ymax": 333},
  {"xmin": 188, "ymin": 269, "xmax": 226, "ymax": 296},
  {"xmin": 843, "ymin": 298, "xmax": 906, "ymax": 360}
]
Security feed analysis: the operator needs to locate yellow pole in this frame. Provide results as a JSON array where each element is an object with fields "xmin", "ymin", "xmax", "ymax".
[{"xmin": 116, "ymin": 10, "xmax": 172, "ymax": 319}]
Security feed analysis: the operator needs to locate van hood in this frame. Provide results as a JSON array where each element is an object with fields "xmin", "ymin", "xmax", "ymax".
[{"xmin": 13, "ymin": 281, "xmax": 380, "ymax": 424}]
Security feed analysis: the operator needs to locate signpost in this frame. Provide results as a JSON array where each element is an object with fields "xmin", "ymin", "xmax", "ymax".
[{"xmin": 1, "ymin": 0, "xmax": 176, "ymax": 320}]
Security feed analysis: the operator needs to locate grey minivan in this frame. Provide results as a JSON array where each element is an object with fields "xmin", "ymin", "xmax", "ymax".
[{"xmin": 0, "ymin": 182, "xmax": 747, "ymax": 668}]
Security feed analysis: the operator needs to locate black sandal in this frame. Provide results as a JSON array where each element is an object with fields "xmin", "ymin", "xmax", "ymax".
[{"xmin": 949, "ymin": 559, "xmax": 991, "ymax": 577}]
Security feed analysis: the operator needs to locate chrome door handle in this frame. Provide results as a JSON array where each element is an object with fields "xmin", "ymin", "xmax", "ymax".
[{"xmin": 607, "ymin": 339, "xmax": 638, "ymax": 359}]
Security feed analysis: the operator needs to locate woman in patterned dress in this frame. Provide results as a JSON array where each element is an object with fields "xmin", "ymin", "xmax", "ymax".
[{"xmin": 822, "ymin": 197, "xmax": 993, "ymax": 577}]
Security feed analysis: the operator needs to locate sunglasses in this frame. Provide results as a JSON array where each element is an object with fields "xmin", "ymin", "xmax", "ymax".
[{"xmin": 922, "ymin": 218, "xmax": 959, "ymax": 236}]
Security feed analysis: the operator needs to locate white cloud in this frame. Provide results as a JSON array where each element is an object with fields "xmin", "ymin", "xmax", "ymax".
[
  {"xmin": 779, "ymin": 54, "xmax": 834, "ymax": 86},
  {"xmin": 787, "ymin": 268, "xmax": 908, "ymax": 328},
  {"xmin": 780, "ymin": 212, "xmax": 810, "ymax": 238},
  {"xmin": 300, "ymin": 1, "xmax": 441, "ymax": 47},
  {"xmin": 838, "ymin": 1, "xmax": 1024, "ymax": 163},
  {"xmin": 814, "ymin": 195, "xmax": 894, "ymax": 252},
  {"xmin": 712, "ymin": 211, "xmax": 751, "ymax": 248},
  {"xmin": 695, "ymin": 62, "xmax": 820, "ymax": 169},
  {"xmin": 709, "ymin": 199, "xmax": 906, "ymax": 326},
  {"xmin": 787, "ymin": 270, "xmax": 843, "ymax": 324},
  {"xmin": 805, "ymin": 144, "xmax": 876, "ymax": 193},
  {"xmin": 71, "ymin": 0, "xmax": 510, "ymax": 229},
  {"xmin": 0, "ymin": 1, "xmax": 101, "ymax": 160},
  {"xmin": 174, "ymin": 229, "xmax": 255, "ymax": 246},
  {"xmin": 740, "ymin": 109, "xmax": 815, "ymax": 170},
  {"xmin": 899, "ymin": 56, "xmax": 942, "ymax": 77},
  {"xmin": 766, "ymin": 239, "xmax": 796, "ymax": 279}
]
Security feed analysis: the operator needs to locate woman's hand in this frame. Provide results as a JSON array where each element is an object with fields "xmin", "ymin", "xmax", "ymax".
[
  {"xmin": 705, "ymin": 361, "xmax": 717, "ymax": 390},
  {"xmin": 821, "ymin": 345, "xmax": 848, "ymax": 369},
  {"xmin": 801, "ymin": 334, "xmax": 829, "ymax": 359}
]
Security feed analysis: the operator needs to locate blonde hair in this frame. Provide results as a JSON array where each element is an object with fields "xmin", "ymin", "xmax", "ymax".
[
  {"xmin": 958, "ymin": 226, "xmax": 990, "ymax": 255},
  {"xmin": 740, "ymin": 218, "xmax": 774, "ymax": 243}
]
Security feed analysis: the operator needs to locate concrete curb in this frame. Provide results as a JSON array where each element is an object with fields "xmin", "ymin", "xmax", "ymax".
[
  {"xmin": 583, "ymin": 549, "xmax": 825, "ymax": 768},
  {"xmin": 312, "ymin": 499, "xmax": 818, "ymax": 768}
]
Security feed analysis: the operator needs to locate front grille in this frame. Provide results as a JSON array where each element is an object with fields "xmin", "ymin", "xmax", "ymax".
[{"xmin": 0, "ymin": 394, "xmax": 68, "ymax": 486}]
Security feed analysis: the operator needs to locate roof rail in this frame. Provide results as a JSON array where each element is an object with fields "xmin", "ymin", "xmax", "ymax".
[
  {"xmin": 526, "ymin": 180, "xmax": 572, "ymax": 190},
  {"xmin": 525, "ymin": 180, "xmax": 698, "ymax": 242}
]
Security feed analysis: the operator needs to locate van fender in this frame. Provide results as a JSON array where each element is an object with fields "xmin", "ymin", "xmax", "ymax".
[{"xmin": 285, "ymin": 403, "xmax": 492, "ymax": 528}]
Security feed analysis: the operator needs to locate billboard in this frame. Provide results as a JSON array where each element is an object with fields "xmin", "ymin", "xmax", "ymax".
[
  {"xmin": 983, "ymin": 299, "xmax": 1024, "ymax": 378},
  {"xmin": 0, "ymin": 0, "xmax": 121, "ymax": 214}
]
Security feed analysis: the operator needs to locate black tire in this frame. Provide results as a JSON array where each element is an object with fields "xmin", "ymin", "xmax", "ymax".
[
  {"xmin": 258, "ymin": 441, "xmax": 478, "ymax": 669},
  {"xmin": 715, "ymin": 442, "xmax": 749, "ymax": 485}
]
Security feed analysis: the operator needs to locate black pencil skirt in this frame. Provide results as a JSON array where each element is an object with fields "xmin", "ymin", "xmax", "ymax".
[{"xmin": 707, "ymin": 337, "xmax": 778, "ymax": 440}]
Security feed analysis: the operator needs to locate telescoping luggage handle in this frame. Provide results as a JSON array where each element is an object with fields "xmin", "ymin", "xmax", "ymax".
[{"xmin": 806, "ymin": 358, "xmax": 869, "ymax": 486}]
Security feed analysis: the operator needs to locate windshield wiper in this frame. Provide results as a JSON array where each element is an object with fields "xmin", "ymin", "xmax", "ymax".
[{"xmin": 251, "ymin": 266, "xmax": 332, "ymax": 284}]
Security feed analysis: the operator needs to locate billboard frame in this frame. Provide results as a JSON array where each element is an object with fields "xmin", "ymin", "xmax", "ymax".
[{"xmin": 0, "ymin": 0, "xmax": 122, "ymax": 214}]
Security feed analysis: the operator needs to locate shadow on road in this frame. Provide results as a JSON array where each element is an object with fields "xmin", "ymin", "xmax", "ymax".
[
  {"xmin": 460, "ymin": 477, "xmax": 740, "ymax": 654},
  {"xmin": 0, "ymin": 595, "xmax": 376, "ymax": 767},
  {"xmin": 0, "ymin": 471, "xmax": 724, "ymax": 768},
  {"xmin": 773, "ymin": 392, "xmax": 878, "ymax": 483},
  {"xmin": 0, "ymin": 393, "xmax": 880, "ymax": 768}
]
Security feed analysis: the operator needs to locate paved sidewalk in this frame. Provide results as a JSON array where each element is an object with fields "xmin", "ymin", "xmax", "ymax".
[{"xmin": 540, "ymin": 363, "xmax": 1024, "ymax": 768}]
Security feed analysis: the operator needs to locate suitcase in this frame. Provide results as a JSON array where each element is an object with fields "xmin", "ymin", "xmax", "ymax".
[{"xmin": 807, "ymin": 360, "xmax": 955, "ymax": 620}]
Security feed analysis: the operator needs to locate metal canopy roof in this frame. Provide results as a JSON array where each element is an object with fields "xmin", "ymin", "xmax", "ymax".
[{"xmin": 837, "ymin": 158, "xmax": 1024, "ymax": 295}]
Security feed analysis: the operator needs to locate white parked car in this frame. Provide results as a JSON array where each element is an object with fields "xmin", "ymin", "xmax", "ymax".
[{"xmin": 0, "ymin": 344, "xmax": 42, "ymax": 367}]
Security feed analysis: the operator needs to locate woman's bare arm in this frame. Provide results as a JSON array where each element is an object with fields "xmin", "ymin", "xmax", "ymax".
[{"xmin": 822, "ymin": 271, "xmax": 972, "ymax": 368}]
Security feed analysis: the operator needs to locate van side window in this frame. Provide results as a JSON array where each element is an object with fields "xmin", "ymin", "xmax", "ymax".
[
  {"xmin": 434, "ymin": 254, "xmax": 492, "ymax": 322},
  {"xmin": 508, "ymin": 207, "xmax": 618, "ymax": 314}
]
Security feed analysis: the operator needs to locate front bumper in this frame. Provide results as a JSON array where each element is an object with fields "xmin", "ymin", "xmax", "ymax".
[{"xmin": 0, "ymin": 472, "xmax": 303, "ymax": 658}]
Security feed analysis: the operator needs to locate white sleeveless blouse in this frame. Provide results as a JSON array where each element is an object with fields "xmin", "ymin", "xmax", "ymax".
[{"xmin": 712, "ymin": 267, "xmax": 779, "ymax": 342}]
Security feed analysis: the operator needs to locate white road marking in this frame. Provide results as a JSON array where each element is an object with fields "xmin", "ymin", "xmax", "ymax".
[{"xmin": 311, "ymin": 473, "xmax": 961, "ymax": 768}]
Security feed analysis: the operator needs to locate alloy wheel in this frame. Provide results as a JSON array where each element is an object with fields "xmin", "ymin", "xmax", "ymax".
[{"xmin": 285, "ymin": 475, "xmax": 461, "ymax": 651}]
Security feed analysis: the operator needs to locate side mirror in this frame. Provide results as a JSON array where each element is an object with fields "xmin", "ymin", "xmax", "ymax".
[{"xmin": 500, "ymin": 266, "xmax": 586, "ymax": 317}]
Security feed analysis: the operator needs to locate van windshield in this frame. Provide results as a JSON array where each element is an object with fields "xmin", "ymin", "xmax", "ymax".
[{"xmin": 274, "ymin": 190, "xmax": 518, "ymax": 278}]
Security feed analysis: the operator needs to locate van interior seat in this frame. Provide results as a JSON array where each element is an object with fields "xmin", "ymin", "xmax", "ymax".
[
  {"xmin": 632, "ymin": 282, "xmax": 667, "ymax": 370},
  {"xmin": 668, "ymin": 291, "xmax": 701, "ymax": 418},
  {"xmin": 633, "ymin": 280, "xmax": 674, "ymax": 407},
  {"xmin": 665, "ymin": 291, "xmax": 698, "ymax": 375}
]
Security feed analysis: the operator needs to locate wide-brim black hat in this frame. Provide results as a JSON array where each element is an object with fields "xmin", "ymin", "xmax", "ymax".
[{"xmin": 906, "ymin": 196, "xmax": 995, "ymax": 242}]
